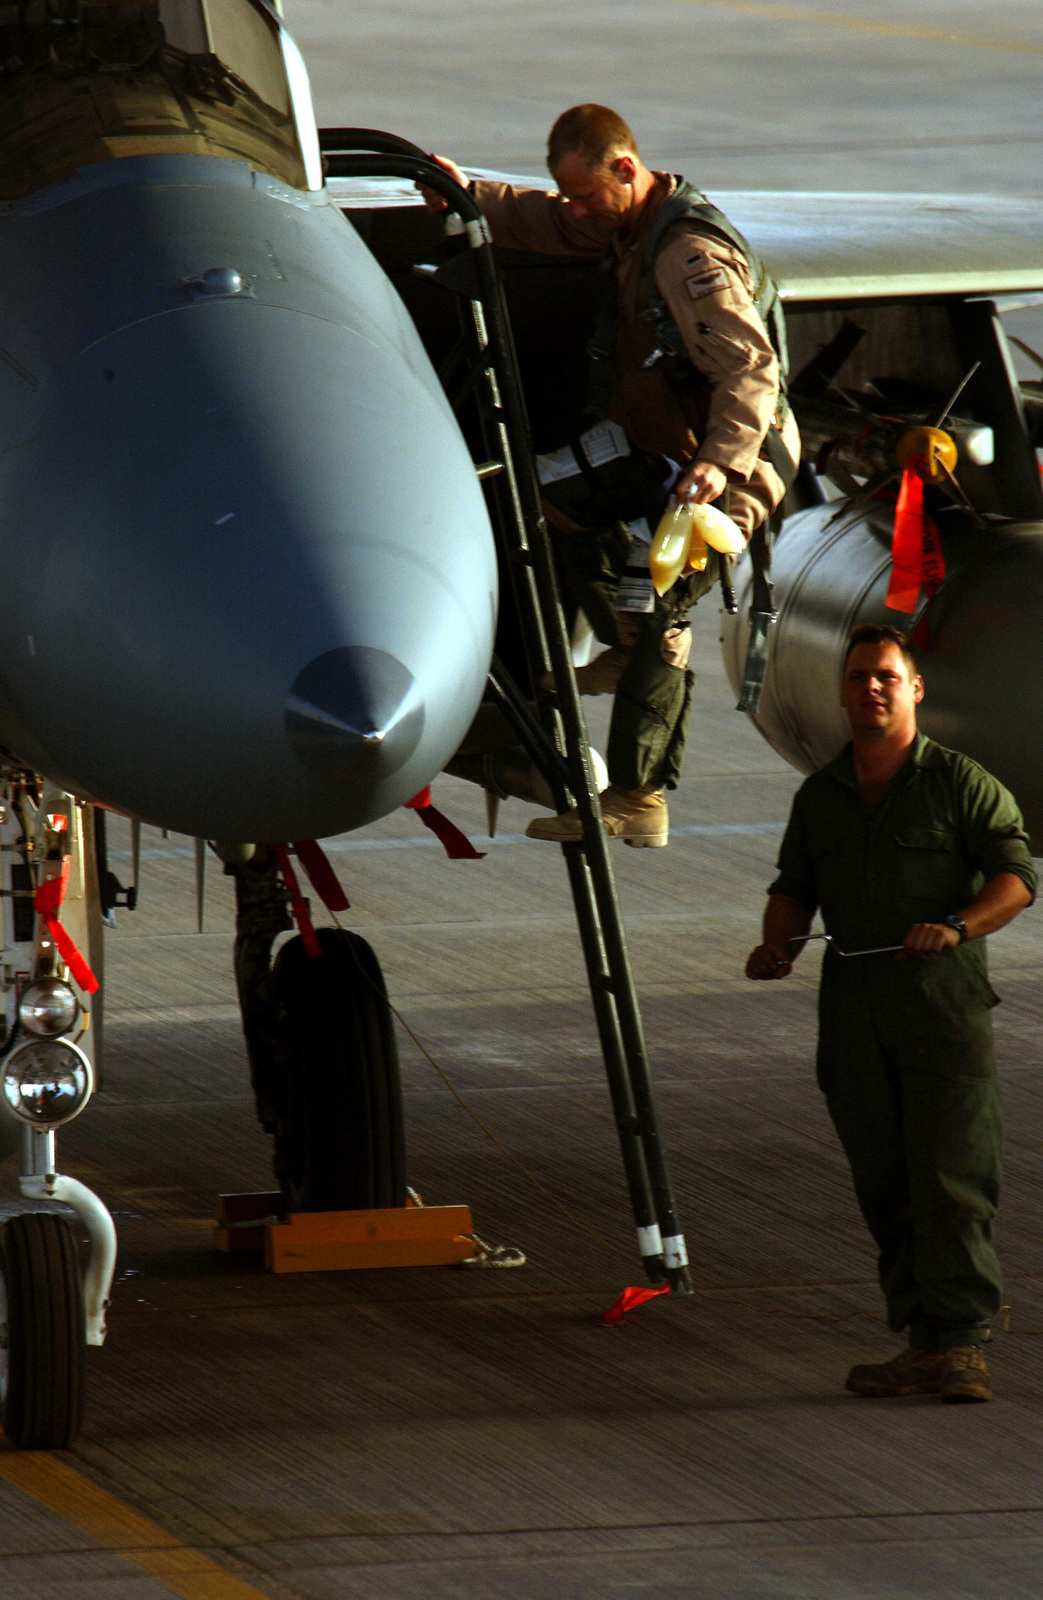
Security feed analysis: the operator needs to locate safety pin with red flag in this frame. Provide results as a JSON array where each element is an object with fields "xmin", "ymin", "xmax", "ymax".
[
  {"xmin": 274, "ymin": 845, "xmax": 321, "ymax": 959},
  {"xmin": 406, "ymin": 788, "xmax": 486, "ymax": 860},
  {"xmin": 292, "ymin": 839, "xmax": 350, "ymax": 913},
  {"xmin": 886, "ymin": 450, "xmax": 947, "ymax": 632},
  {"xmin": 33, "ymin": 857, "xmax": 99, "ymax": 995}
]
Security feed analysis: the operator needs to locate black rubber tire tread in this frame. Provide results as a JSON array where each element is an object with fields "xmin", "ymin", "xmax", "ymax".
[
  {"xmin": 1, "ymin": 1212, "xmax": 86, "ymax": 1449},
  {"xmin": 271, "ymin": 928, "xmax": 406, "ymax": 1211},
  {"xmin": 348, "ymin": 933, "xmax": 403, "ymax": 1208}
]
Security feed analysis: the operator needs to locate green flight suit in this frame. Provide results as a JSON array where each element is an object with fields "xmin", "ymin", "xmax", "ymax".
[
  {"xmin": 770, "ymin": 734, "xmax": 1036, "ymax": 1351},
  {"xmin": 542, "ymin": 453, "xmax": 718, "ymax": 791}
]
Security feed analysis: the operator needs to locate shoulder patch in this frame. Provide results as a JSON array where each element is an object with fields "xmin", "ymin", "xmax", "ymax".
[{"xmin": 684, "ymin": 266, "xmax": 731, "ymax": 300}]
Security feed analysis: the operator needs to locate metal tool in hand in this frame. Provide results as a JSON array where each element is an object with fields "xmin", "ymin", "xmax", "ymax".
[{"xmin": 787, "ymin": 933, "xmax": 906, "ymax": 958}]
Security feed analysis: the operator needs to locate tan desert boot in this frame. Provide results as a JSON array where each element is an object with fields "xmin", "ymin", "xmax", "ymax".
[{"xmin": 525, "ymin": 786, "xmax": 668, "ymax": 847}]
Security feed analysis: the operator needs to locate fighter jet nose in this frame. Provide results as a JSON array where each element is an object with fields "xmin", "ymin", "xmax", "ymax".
[{"xmin": 285, "ymin": 646, "xmax": 425, "ymax": 784}]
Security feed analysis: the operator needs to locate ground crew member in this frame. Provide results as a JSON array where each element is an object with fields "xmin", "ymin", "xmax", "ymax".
[
  {"xmin": 423, "ymin": 104, "xmax": 799, "ymax": 847},
  {"xmin": 746, "ymin": 624, "xmax": 1035, "ymax": 1402}
]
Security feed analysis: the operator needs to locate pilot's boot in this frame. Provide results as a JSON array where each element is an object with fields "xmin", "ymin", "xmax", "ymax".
[
  {"xmin": 540, "ymin": 647, "xmax": 630, "ymax": 697},
  {"xmin": 525, "ymin": 785, "xmax": 668, "ymax": 847}
]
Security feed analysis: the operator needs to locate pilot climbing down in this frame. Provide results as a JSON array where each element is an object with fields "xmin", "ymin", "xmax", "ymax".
[{"xmin": 423, "ymin": 104, "xmax": 799, "ymax": 847}]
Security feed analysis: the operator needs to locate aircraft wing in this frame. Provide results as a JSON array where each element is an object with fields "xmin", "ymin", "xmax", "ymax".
[
  {"xmin": 331, "ymin": 175, "xmax": 1043, "ymax": 305},
  {"xmin": 709, "ymin": 192, "xmax": 1043, "ymax": 303}
]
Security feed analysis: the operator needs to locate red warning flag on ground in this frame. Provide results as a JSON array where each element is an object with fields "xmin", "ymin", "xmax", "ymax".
[
  {"xmin": 887, "ymin": 458, "xmax": 946, "ymax": 618},
  {"xmin": 406, "ymin": 788, "xmax": 486, "ymax": 860},
  {"xmin": 599, "ymin": 1284, "xmax": 671, "ymax": 1327},
  {"xmin": 34, "ymin": 857, "xmax": 100, "ymax": 994},
  {"xmin": 274, "ymin": 845, "xmax": 321, "ymax": 959}
]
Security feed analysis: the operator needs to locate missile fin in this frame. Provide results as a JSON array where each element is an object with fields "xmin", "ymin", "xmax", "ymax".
[
  {"xmin": 195, "ymin": 837, "xmax": 206, "ymax": 934},
  {"xmin": 131, "ymin": 819, "xmax": 141, "ymax": 903}
]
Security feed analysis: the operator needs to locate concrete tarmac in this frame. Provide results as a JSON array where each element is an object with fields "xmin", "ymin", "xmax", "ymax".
[{"xmin": 4, "ymin": 5, "xmax": 1043, "ymax": 1598}]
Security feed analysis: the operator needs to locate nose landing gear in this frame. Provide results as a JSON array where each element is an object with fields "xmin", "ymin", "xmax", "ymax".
[{"xmin": 232, "ymin": 848, "xmax": 407, "ymax": 1215}]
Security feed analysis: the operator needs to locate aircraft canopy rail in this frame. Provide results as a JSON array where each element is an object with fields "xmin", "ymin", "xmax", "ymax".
[
  {"xmin": 0, "ymin": 0, "xmax": 319, "ymax": 199},
  {"xmin": 320, "ymin": 127, "xmax": 692, "ymax": 1295}
]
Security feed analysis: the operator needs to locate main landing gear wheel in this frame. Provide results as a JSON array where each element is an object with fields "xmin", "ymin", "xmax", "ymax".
[
  {"xmin": 0, "ymin": 1211, "xmax": 86, "ymax": 1449},
  {"xmin": 271, "ymin": 927, "xmax": 406, "ymax": 1212}
]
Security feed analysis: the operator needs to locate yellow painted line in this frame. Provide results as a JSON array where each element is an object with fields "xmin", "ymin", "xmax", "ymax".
[
  {"xmin": 669, "ymin": 0, "xmax": 1043, "ymax": 56},
  {"xmin": 0, "ymin": 1445, "xmax": 274, "ymax": 1600}
]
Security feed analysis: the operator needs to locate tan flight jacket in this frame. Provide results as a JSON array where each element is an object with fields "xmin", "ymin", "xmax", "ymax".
[{"xmin": 471, "ymin": 173, "xmax": 799, "ymax": 531}]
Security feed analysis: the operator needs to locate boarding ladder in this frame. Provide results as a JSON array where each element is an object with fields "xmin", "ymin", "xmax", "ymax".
[{"xmin": 321, "ymin": 129, "xmax": 692, "ymax": 1294}]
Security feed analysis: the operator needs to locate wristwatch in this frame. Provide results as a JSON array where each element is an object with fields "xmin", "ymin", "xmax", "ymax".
[{"xmin": 946, "ymin": 914, "xmax": 969, "ymax": 942}]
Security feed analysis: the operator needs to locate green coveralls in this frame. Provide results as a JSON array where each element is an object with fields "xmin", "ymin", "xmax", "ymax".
[{"xmin": 770, "ymin": 734, "xmax": 1036, "ymax": 1351}]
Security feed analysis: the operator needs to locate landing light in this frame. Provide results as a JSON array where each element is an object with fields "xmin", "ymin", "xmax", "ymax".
[
  {"xmin": 2, "ymin": 1039, "xmax": 94, "ymax": 1127},
  {"xmin": 18, "ymin": 977, "xmax": 78, "ymax": 1038}
]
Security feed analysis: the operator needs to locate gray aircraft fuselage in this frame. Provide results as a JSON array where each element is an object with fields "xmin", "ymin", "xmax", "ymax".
[{"xmin": 0, "ymin": 153, "xmax": 497, "ymax": 842}]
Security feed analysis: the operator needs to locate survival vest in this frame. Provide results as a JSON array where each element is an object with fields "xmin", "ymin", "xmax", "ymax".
[{"xmin": 585, "ymin": 179, "xmax": 793, "ymax": 482}]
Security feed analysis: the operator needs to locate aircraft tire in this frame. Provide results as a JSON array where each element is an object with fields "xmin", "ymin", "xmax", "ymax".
[
  {"xmin": 271, "ymin": 928, "xmax": 406, "ymax": 1212},
  {"xmin": 0, "ymin": 1211, "xmax": 86, "ymax": 1449}
]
